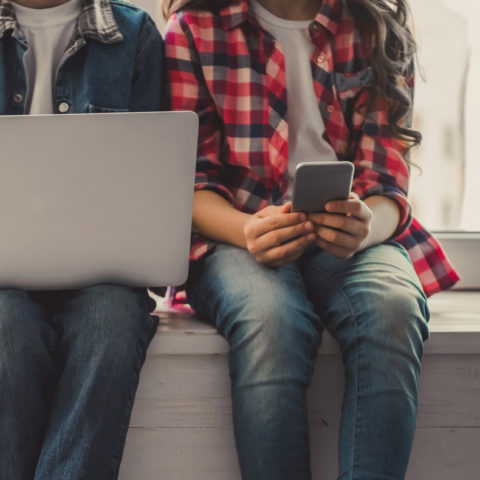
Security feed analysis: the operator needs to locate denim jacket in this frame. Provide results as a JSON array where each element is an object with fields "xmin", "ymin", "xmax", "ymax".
[{"xmin": 0, "ymin": 0, "xmax": 163, "ymax": 114}]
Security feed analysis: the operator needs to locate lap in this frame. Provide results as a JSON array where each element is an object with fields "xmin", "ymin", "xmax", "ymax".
[
  {"xmin": 0, "ymin": 285, "xmax": 156, "ymax": 357},
  {"xmin": 298, "ymin": 241, "xmax": 430, "ymax": 347},
  {"xmin": 187, "ymin": 244, "xmax": 321, "ymax": 340},
  {"xmin": 188, "ymin": 242, "xmax": 429, "ymax": 344}
]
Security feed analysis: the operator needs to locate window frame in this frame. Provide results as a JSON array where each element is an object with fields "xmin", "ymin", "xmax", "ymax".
[{"xmin": 433, "ymin": 232, "xmax": 480, "ymax": 290}]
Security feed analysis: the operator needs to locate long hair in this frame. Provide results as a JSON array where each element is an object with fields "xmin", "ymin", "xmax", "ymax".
[{"xmin": 162, "ymin": 0, "xmax": 421, "ymax": 147}]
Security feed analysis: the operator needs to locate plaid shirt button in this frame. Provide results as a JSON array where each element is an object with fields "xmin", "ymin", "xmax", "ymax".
[
  {"xmin": 315, "ymin": 52, "xmax": 327, "ymax": 65},
  {"xmin": 327, "ymin": 105, "xmax": 335, "ymax": 113}
]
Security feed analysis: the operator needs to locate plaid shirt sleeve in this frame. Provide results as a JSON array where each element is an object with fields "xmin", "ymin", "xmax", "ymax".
[
  {"xmin": 350, "ymin": 69, "xmax": 414, "ymax": 238},
  {"xmin": 165, "ymin": 13, "xmax": 234, "ymax": 203}
]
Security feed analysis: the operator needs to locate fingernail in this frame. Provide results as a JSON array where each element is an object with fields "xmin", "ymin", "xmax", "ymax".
[
  {"xmin": 300, "ymin": 214, "xmax": 307, "ymax": 221},
  {"xmin": 304, "ymin": 222, "xmax": 313, "ymax": 231}
]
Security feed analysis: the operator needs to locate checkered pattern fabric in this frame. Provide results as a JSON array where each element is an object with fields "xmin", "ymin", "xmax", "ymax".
[
  {"xmin": 166, "ymin": 0, "xmax": 459, "ymax": 296},
  {"xmin": 0, "ymin": 0, "xmax": 123, "ymax": 44}
]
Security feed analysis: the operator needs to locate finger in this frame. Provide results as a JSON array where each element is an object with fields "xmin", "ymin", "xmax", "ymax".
[
  {"xmin": 248, "ymin": 212, "xmax": 307, "ymax": 239},
  {"xmin": 254, "ymin": 221, "xmax": 314, "ymax": 253},
  {"xmin": 256, "ymin": 202, "xmax": 293, "ymax": 219},
  {"xmin": 261, "ymin": 233, "xmax": 316, "ymax": 265},
  {"xmin": 308, "ymin": 212, "xmax": 351, "ymax": 230},
  {"xmin": 349, "ymin": 192, "xmax": 360, "ymax": 200},
  {"xmin": 256, "ymin": 205, "xmax": 285, "ymax": 218},
  {"xmin": 315, "ymin": 237, "xmax": 353, "ymax": 259},
  {"xmin": 325, "ymin": 198, "xmax": 369, "ymax": 220},
  {"xmin": 268, "ymin": 250, "xmax": 304, "ymax": 268},
  {"xmin": 314, "ymin": 225, "xmax": 361, "ymax": 251},
  {"xmin": 309, "ymin": 213, "xmax": 368, "ymax": 238}
]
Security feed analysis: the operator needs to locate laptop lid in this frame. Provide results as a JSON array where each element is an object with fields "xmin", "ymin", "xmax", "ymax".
[{"xmin": 0, "ymin": 111, "xmax": 198, "ymax": 290}]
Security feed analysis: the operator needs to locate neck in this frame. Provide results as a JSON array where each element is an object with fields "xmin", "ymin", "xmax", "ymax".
[
  {"xmin": 10, "ymin": 0, "xmax": 71, "ymax": 8},
  {"xmin": 255, "ymin": 0, "xmax": 322, "ymax": 20}
]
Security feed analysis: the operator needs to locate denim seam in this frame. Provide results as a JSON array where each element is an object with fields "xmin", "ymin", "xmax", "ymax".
[
  {"xmin": 305, "ymin": 263, "xmax": 361, "ymax": 480},
  {"xmin": 109, "ymin": 312, "xmax": 159, "ymax": 480},
  {"xmin": 343, "ymin": 389, "xmax": 419, "ymax": 405},
  {"xmin": 232, "ymin": 377, "xmax": 309, "ymax": 391}
]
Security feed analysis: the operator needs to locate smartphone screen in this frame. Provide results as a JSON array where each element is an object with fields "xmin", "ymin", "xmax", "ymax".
[{"xmin": 292, "ymin": 162, "xmax": 354, "ymax": 213}]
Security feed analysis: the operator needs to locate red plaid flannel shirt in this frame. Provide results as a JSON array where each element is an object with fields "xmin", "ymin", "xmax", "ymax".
[{"xmin": 165, "ymin": 0, "xmax": 459, "ymax": 297}]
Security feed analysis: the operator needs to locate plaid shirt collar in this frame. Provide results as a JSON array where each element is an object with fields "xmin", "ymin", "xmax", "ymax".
[
  {"xmin": 219, "ymin": 0, "xmax": 343, "ymax": 35},
  {"xmin": 0, "ymin": 0, "xmax": 123, "ymax": 44}
]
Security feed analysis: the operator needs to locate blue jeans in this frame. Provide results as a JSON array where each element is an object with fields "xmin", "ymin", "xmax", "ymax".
[
  {"xmin": 0, "ymin": 285, "xmax": 158, "ymax": 480},
  {"xmin": 187, "ymin": 242, "xmax": 430, "ymax": 480}
]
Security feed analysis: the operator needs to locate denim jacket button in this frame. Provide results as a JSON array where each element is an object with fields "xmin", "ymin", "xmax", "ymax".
[
  {"xmin": 57, "ymin": 102, "xmax": 70, "ymax": 113},
  {"xmin": 12, "ymin": 92, "xmax": 23, "ymax": 104}
]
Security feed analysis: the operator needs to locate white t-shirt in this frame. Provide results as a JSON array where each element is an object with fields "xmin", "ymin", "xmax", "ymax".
[
  {"xmin": 13, "ymin": 0, "xmax": 82, "ymax": 114},
  {"xmin": 251, "ymin": 1, "xmax": 338, "ymax": 199}
]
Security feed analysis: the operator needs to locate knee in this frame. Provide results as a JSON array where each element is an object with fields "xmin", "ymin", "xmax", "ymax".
[
  {"xmin": 225, "ymin": 290, "xmax": 319, "ymax": 351},
  {"xmin": 223, "ymin": 292, "xmax": 320, "ymax": 387},
  {"xmin": 352, "ymin": 285, "xmax": 429, "ymax": 393},
  {"xmin": 73, "ymin": 285, "xmax": 155, "ymax": 363},
  {"xmin": 367, "ymin": 286, "xmax": 429, "ymax": 350}
]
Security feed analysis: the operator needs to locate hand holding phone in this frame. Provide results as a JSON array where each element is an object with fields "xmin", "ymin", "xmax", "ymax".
[
  {"xmin": 243, "ymin": 203, "xmax": 317, "ymax": 267},
  {"xmin": 291, "ymin": 161, "xmax": 373, "ymax": 259}
]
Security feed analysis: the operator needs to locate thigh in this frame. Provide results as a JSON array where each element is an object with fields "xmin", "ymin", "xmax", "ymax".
[
  {"xmin": 299, "ymin": 241, "xmax": 429, "ymax": 358},
  {"xmin": 53, "ymin": 285, "xmax": 157, "ymax": 362},
  {"xmin": 188, "ymin": 244, "xmax": 322, "ymax": 338},
  {"xmin": 187, "ymin": 245, "xmax": 323, "ymax": 384}
]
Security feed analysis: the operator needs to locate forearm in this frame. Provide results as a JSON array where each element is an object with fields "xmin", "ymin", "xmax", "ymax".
[
  {"xmin": 192, "ymin": 190, "xmax": 250, "ymax": 249},
  {"xmin": 362, "ymin": 195, "xmax": 401, "ymax": 249}
]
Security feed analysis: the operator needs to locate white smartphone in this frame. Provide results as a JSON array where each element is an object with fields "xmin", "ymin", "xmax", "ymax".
[{"xmin": 292, "ymin": 161, "xmax": 354, "ymax": 213}]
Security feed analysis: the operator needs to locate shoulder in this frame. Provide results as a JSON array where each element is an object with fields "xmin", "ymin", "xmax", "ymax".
[
  {"xmin": 108, "ymin": 0, "xmax": 153, "ymax": 25},
  {"xmin": 333, "ymin": 1, "xmax": 373, "ymax": 69},
  {"xmin": 166, "ymin": 9, "xmax": 227, "ymax": 48},
  {"xmin": 108, "ymin": 0, "xmax": 162, "ymax": 48}
]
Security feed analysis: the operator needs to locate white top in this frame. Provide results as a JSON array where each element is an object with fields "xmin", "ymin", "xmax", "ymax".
[
  {"xmin": 251, "ymin": 1, "xmax": 338, "ymax": 199},
  {"xmin": 13, "ymin": 0, "xmax": 82, "ymax": 114}
]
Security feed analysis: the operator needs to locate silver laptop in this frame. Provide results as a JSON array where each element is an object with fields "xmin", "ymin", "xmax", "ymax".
[{"xmin": 0, "ymin": 111, "xmax": 198, "ymax": 290}]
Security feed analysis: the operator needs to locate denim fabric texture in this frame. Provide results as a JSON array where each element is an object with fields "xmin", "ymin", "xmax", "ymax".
[
  {"xmin": 0, "ymin": 286, "xmax": 158, "ymax": 480},
  {"xmin": 0, "ymin": 0, "xmax": 164, "ymax": 114},
  {"xmin": 187, "ymin": 242, "xmax": 430, "ymax": 480},
  {"xmin": 0, "ymin": 1, "xmax": 163, "ymax": 478}
]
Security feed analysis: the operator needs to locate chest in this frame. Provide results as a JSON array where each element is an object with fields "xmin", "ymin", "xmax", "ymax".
[
  {"xmin": 199, "ymin": 24, "xmax": 374, "ymax": 156},
  {"xmin": 0, "ymin": 34, "xmax": 135, "ymax": 115}
]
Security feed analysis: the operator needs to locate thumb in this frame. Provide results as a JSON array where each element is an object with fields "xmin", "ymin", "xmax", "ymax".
[
  {"xmin": 281, "ymin": 202, "xmax": 292, "ymax": 213},
  {"xmin": 349, "ymin": 192, "xmax": 360, "ymax": 200}
]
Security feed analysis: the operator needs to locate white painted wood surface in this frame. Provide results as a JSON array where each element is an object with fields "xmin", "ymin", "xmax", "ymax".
[{"xmin": 119, "ymin": 291, "xmax": 480, "ymax": 480}]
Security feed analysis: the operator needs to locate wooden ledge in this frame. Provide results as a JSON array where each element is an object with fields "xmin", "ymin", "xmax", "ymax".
[{"xmin": 147, "ymin": 291, "xmax": 480, "ymax": 356}]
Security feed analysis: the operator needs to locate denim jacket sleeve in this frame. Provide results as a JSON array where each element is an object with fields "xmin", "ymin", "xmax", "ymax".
[{"xmin": 129, "ymin": 14, "xmax": 164, "ymax": 112}]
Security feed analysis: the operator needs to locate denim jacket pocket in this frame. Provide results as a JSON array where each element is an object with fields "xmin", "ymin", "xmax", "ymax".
[{"xmin": 88, "ymin": 104, "xmax": 129, "ymax": 113}]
